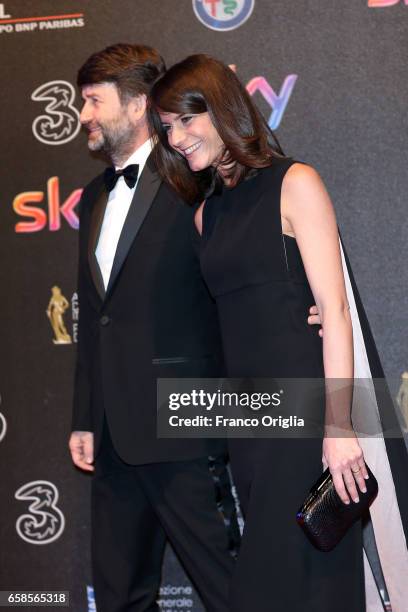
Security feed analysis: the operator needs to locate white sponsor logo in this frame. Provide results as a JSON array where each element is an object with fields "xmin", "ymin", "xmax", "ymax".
[
  {"xmin": 0, "ymin": 3, "xmax": 11, "ymax": 18},
  {"xmin": 0, "ymin": 393, "xmax": 6, "ymax": 442},
  {"xmin": 15, "ymin": 480, "xmax": 65, "ymax": 544},
  {"xmin": 0, "ymin": 7, "xmax": 85, "ymax": 35},
  {"xmin": 31, "ymin": 81, "xmax": 80, "ymax": 145},
  {"xmin": 86, "ymin": 586, "xmax": 96, "ymax": 612},
  {"xmin": 0, "ymin": 412, "xmax": 6, "ymax": 442}
]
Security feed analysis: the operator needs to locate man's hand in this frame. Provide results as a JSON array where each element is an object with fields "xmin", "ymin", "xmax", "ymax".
[
  {"xmin": 308, "ymin": 305, "xmax": 323, "ymax": 337},
  {"xmin": 69, "ymin": 431, "xmax": 94, "ymax": 472}
]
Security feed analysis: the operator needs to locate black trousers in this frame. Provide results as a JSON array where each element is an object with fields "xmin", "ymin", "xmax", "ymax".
[{"xmin": 91, "ymin": 422, "xmax": 239, "ymax": 612}]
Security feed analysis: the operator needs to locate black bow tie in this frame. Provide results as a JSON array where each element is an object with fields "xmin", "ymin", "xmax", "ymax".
[{"xmin": 104, "ymin": 164, "xmax": 139, "ymax": 192}]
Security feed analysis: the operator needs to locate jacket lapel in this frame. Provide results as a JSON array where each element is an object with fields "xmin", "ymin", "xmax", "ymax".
[
  {"xmin": 106, "ymin": 154, "xmax": 161, "ymax": 296},
  {"xmin": 87, "ymin": 184, "xmax": 108, "ymax": 301}
]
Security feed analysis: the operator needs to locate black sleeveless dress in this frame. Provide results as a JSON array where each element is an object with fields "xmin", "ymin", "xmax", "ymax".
[{"xmin": 197, "ymin": 159, "xmax": 365, "ymax": 612}]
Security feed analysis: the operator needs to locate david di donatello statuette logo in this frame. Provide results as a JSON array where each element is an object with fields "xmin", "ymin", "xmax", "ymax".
[{"xmin": 46, "ymin": 286, "xmax": 72, "ymax": 345}]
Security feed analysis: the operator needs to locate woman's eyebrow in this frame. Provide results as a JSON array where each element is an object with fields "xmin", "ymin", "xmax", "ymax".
[{"xmin": 160, "ymin": 113, "xmax": 182, "ymax": 120}]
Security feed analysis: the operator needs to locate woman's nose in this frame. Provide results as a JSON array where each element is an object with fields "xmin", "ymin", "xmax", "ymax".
[{"xmin": 169, "ymin": 124, "xmax": 185, "ymax": 148}]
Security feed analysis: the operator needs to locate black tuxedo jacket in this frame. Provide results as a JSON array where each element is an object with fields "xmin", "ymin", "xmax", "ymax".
[{"xmin": 72, "ymin": 154, "xmax": 226, "ymax": 464}]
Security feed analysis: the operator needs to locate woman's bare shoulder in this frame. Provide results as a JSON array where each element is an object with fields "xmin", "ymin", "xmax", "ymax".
[
  {"xmin": 282, "ymin": 163, "xmax": 332, "ymax": 218},
  {"xmin": 284, "ymin": 162, "xmax": 323, "ymax": 191}
]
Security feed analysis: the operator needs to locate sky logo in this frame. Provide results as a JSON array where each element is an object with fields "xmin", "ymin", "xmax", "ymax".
[
  {"xmin": 13, "ymin": 177, "xmax": 81, "ymax": 232},
  {"xmin": 246, "ymin": 74, "xmax": 297, "ymax": 130}
]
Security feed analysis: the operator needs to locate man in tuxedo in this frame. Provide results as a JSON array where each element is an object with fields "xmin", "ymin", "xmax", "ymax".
[
  {"xmin": 68, "ymin": 44, "xmax": 239, "ymax": 612},
  {"xmin": 69, "ymin": 43, "xmax": 323, "ymax": 612}
]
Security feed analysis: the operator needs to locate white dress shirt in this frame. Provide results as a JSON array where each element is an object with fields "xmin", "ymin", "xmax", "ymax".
[{"xmin": 96, "ymin": 138, "xmax": 153, "ymax": 290}]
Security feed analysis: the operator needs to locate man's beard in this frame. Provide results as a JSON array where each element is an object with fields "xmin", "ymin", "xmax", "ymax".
[{"xmin": 87, "ymin": 116, "xmax": 135, "ymax": 159}]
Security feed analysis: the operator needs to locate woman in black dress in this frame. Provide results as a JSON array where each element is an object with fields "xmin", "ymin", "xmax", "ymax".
[{"xmin": 148, "ymin": 55, "xmax": 408, "ymax": 612}]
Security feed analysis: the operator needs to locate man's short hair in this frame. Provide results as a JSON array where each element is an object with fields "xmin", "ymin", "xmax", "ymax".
[{"xmin": 77, "ymin": 43, "xmax": 166, "ymax": 102}]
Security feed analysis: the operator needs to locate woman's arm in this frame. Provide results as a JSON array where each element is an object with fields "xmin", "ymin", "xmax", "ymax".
[{"xmin": 281, "ymin": 163, "xmax": 369, "ymax": 504}]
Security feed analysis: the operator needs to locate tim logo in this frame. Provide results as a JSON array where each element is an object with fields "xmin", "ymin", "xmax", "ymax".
[
  {"xmin": 15, "ymin": 480, "xmax": 65, "ymax": 545},
  {"xmin": 31, "ymin": 80, "xmax": 80, "ymax": 145},
  {"xmin": 193, "ymin": 0, "xmax": 255, "ymax": 31},
  {"xmin": 368, "ymin": 0, "xmax": 407, "ymax": 5}
]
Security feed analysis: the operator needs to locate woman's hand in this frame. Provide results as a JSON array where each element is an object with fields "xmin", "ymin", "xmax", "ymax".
[
  {"xmin": 308, "ymin": 305, "xmax": 323, "ymax": 337},
  {"xmin": 322, "ymin": 435, "xmax": 369, "ymax": 504}
]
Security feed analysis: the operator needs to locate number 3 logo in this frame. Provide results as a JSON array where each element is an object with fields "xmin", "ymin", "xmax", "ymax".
[
  {"xmin": 31, "ymin": 80, "xmax": 81, "ymax": 146},
  {"xmin": 15, "ymin": 480, "xmax": 65, "ymax": 544}
]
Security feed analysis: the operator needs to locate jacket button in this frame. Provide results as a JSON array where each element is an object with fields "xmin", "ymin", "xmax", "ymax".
[{"xmin": 100, "ymin": 315, "xmax": 111, "ymax": 326}]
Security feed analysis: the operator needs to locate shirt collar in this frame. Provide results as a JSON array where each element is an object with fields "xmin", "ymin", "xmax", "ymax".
[{"xmin": 115, "ymin": 138, "xmax": 154, "ymax": 174}]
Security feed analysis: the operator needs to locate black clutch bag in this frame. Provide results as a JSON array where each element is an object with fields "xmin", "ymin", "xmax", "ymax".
[{"xmin": 296, "ymin": 464, "xmax": 378, "ymax": 552}]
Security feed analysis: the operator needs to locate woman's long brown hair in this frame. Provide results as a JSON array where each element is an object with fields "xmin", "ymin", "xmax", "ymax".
[{"xmin": 149, "ymin": 54, "xmax": 286, "ymax": 204}]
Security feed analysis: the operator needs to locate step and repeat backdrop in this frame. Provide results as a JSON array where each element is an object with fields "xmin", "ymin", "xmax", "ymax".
[{"xmin": 1, "ymin": 1, "xmax": 407, "ymax": 611}]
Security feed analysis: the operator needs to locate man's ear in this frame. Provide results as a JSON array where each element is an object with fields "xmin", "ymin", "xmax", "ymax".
[{"xmin": 128, "ymin": 94, "xmax": 147, "ymax": 123}]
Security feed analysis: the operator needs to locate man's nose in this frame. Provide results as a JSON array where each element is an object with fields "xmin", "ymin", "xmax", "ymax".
[{"xmin": 79, "ymin": 102, "xmax": 92, "ymax": 125}]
